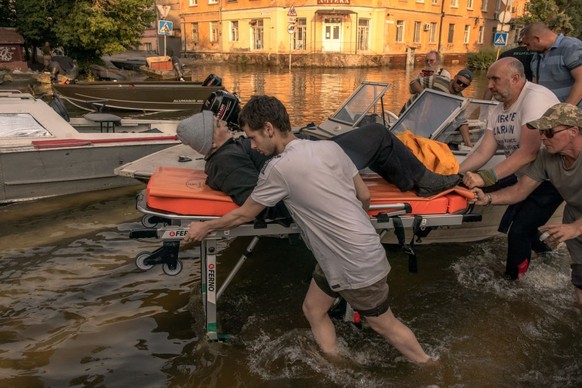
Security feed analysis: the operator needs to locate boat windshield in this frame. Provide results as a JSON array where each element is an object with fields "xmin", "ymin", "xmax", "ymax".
[
  {"xmin": 0, "ymin": 113, "xmax": 52, "ymax": 138},
  {"xmin": 329, "ymin": 82, "xmax": 390, "ymax": 127},
  {"xmin": 390, "ymin": 89, "xmax": 498, "ymax": 144}
]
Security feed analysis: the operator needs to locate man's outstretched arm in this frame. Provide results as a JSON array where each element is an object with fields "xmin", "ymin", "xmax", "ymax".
[{"xmin": 185, "ymin": 197, "xmax": 266, "ymax": 242}]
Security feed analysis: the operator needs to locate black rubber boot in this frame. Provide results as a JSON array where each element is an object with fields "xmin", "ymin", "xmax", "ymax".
[{"xmin": 416, "ymin": 170, "xmax": 462, "ymax": 197}]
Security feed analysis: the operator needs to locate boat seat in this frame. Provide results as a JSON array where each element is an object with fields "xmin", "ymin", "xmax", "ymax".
[{"xmin": 83, "ymin": 112, "xmax": 122, "ymax": 133}]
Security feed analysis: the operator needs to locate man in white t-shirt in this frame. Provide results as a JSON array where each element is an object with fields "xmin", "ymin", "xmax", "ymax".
[
  {"xmin": 472, "ymin": 103, "xmax": 582, "ymax": 304},
  {"xmin": 460, "ymin": 57, "xmax": 563, "ymax": 280},
  {"xmin": 185, "ymin": 95, "xmax": 433, "ymax": 365}
]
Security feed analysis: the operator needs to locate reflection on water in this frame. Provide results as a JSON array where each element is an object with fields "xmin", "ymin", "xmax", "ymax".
[
  {"xmin": 33, "ymin": 62, "xmax": 489, "ymax": 126},
  {"xmin": 2, "ymin": 65, "xmax": 581, "ymax": 386}
]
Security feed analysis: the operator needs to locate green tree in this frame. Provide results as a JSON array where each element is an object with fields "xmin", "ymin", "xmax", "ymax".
[
  {"xmin": 555, "ymin": 0, "xmax": 582, "ymax": 38},
  {"xmin": 15, "ymin": 0, "xmax": 156, "ymax": 61},
  {"xmin": 0, "ymin": 0, "xmax": 17, "ymax": 27},
  {"xmin": 513, "ymin": 0, "xmax": 574, "ymax": 35}
]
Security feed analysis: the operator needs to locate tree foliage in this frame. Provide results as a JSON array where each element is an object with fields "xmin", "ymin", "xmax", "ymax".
[
  {"xmin": 14, "ymin": 0, "xmax": 156, "ymax": 60},
  {"xmin": 0, "ymin": 0, "xmax": 17, "ymax": 27},
  {"xmin": 513, "ymin": 0, "xmax": 575, "ymax": 37}
]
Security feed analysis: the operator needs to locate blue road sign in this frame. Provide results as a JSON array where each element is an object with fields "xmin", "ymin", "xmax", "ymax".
[
  {"xmin": 494, "ymin": 32, "xmax": 508, "ymax": 47},
  {"xmin": 159, "ymin": 20, "xmax": 173, "ymax": 35}
]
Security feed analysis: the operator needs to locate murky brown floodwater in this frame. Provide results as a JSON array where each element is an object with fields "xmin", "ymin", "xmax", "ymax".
[{"xmin": 1, "ymin": 64, "xmax": 580, "ymax": 387}]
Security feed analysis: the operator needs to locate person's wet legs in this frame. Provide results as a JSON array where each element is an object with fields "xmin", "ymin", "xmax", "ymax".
[{"xmin": 302, "ymin": 280, "xmax": 339, "ymax": 355}]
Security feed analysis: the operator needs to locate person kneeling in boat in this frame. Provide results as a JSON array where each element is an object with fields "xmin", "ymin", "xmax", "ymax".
[
  {"xmin": 176, "ymin": 108, "xmax": 461, "ymax": 222},
  {"xmin": 471, "ymin": 103, "xmax": 582, "ymax": 305},
  {"xmin": 184, "ymin": 95, "xmax": 436, "ymax": 364}
]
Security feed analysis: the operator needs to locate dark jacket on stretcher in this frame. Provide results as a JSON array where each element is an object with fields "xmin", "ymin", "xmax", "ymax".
[{"xmin": 203, "ymin": 123, "xmax": 461, "ymax": 220}]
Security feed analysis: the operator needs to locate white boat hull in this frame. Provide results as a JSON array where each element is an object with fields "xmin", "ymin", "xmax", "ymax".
[{"xmin": 0, "ymin": 90, "xmax": 180, "ymax": 204}]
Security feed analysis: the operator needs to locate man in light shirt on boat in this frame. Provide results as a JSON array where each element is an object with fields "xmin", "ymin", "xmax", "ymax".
[
  {"xmin": 460, "ymin": 57, "xmax": 563, "ymax": 281},
  {"xmin": 400, "ymin": 68, "xmax": 474, "ymax": 148},
  {"xmin": 409, "ymin": 50, "xmax": 451, "ymax": 95},
  {"xmin": 184, "ymin": 95, "xmax": 434, "ymax": 364},
  {"xmin": 471, "ymin": 103, "xmax": 582, "ymax": 305}
]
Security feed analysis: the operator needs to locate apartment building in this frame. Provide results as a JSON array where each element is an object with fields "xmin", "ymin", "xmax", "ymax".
[{"xmin": 156, "ymin": 0, "xmax": 528, "ymax": 65}]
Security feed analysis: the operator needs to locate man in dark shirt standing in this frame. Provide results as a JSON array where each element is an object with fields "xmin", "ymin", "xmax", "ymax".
[{"xmin": 499, "ymin": 45, "xmax": 534, "ymax": 81}]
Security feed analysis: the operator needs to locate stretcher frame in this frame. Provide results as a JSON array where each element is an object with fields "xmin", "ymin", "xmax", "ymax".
[{"xmin": 129, "ymin": 190, "xmax": 480, "ymax": 341}]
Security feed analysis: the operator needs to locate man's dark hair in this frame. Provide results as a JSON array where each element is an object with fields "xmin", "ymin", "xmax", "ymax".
[{"xmin": 238, "ymin": 95, "xmax": 292, "ymax": 133}]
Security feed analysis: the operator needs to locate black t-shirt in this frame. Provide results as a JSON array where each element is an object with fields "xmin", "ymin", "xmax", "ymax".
[
  {"xmin": 499, "ymin": 46, "xmax": 534, "ymax": 81},
  {"xmin": 204, "ymin": 137, "xmax": 290, "ymax": 220}
]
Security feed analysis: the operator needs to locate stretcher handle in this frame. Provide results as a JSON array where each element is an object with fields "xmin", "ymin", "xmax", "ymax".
[
  {"xmin": 369, "ymin": 202, "xmax": 411, "ymax": 212},
  {"xmin": 129, "ymin": 230, "xmax": 159, "ymax": 239}
]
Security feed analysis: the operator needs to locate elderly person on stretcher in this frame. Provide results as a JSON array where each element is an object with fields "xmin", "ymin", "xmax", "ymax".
[{"xmin": 176, "ymin": 93, "xmax": 461, "ymax": 222}]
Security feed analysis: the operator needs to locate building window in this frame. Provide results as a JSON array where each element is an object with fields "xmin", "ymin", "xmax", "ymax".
[
  {"xmin": 478, "ymin": 26, "xmax": 484, "ymax": 43},
  {"xmin": 447, "ymin": 23, "xmax": 455, "ymax": 44},
  {"xmin": 210, "ymin": 21, "xmax": 219, "ymax": 43},
  {"xmin": 413, "ymin": 21, "xmax": 421, "ymax": 43},
  {"xmin": 432, "ymin": 0, "xmax": 438, "ymax": 4},
  {"xmin": 208, "ymin": 0, "xmax": 218, "ymax": 4},
  {"xmin": 396, "ymin": 20, "xmax": 404, "ymax": 43},
  {"xmin": 429, "ymin": 22, "xmax": 437, "ymax": 43},
  {"xmin": 464, "ymin": 25, "xmax": 470, "ymax": 44},
  {"xmin": 451, "ymin": 0, "xmax": 458, "ymax": 7},
  {"xmin": 481, "ymin": 0, "xmax": 488, "ymax": 11},
  {"xmin": 227, "ymin": 0, "xmax": 237, "ymax": 2},
  {"xmin": 467, "ymin": 0, "xmax": 474, "ymax": 9},
  {"xmin": 189, "ymin": 0, "xmax": 197, "ymax": 5},
  {"xmin": 230, "ymin": 21, "xmax": 239, "ymax": 42},
  {"xmin": 416, "ymin": 0, "xmax": 424, "ymax": 2},
  {"xmin": 251, "ymin": 19, "xmax": 264, "ymax": 50},
  {"xmin": 358, "ymin": 19, "xmax": 370, "ymax": 50},
  {"xmin": 294, "ymin": 18, "xmax": 306, "ymax": 50},
  {"xmin": 192, "ymin": 23, "xmax": 199, "ymax": 44}
]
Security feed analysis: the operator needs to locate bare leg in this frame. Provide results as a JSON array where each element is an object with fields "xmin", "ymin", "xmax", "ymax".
[
  {"xmin": 365, "ymin": 308, "xmax": 431, "ymax": 364},
  {"xmin": 302, "ymin": 279, "xmax": 338, "ymax": 355},
  {"xmin": 576, "ymin": 287, "xmax": 582, "ymax": 305}
]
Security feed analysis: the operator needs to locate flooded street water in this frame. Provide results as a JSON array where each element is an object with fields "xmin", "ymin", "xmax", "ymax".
[{"xmin": 1, "ymin": 64, "xmax": 581, "ymax": 387}]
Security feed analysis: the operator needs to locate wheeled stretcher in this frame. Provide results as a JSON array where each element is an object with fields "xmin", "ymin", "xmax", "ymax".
[{"xmin": 129, "ymin": 167, "xmax": 480, "ymax": 340}]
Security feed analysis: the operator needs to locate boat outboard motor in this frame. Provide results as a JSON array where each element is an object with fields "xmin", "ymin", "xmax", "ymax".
[
  {"xmin": 202, "ymin": 73, "xmax": 222, "ymax": 86},
  {"xmin": 172, "ymin": 56, "xmax": 185, "ymax": 81},
  {"xmin": 201, "ymin": 90, "xmax": 241, "ymax": 130},
  {"xmin": 48, "ymin": 55, "xmax": 78, "ymax": 84}
]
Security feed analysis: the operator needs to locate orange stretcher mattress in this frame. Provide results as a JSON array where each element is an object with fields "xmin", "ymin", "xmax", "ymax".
[{"xmin": 146, "ymin": 167, "xmax": 474, "ymax": 217}]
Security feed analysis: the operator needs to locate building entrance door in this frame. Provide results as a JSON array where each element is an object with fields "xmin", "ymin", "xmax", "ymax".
[{"xmin": 322, "ymin": 18, "xmax": 342, "ymax": 52}]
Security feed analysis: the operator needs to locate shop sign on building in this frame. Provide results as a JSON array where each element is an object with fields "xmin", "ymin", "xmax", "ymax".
[{"xmin": 317, "ymin": 0, "xmax": 350, "ymax": 4}]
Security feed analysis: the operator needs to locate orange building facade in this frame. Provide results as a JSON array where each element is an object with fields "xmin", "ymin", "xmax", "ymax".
[{"xmin": 170, "ymin": 0, "xmax": 528, "ymax": 64}]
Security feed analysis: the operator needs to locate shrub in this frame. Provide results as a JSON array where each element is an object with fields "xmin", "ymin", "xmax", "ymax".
[{"xmin": 467, "ymin": 48, "xmax": 498, "ymax": 70}]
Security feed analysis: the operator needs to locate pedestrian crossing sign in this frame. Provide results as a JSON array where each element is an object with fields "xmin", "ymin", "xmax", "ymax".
[
  {"xmin": 494, "ymin": 32, "xmax": 508, "ymax": 47},
  {"xmin": 159, "ymin": 20, "xmax": 173, "ymax": 35}
]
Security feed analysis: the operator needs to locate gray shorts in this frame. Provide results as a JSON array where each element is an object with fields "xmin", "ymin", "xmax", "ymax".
[{"xmin": 313, "ymin": 264, "xmax": 390, "ymax": 317}]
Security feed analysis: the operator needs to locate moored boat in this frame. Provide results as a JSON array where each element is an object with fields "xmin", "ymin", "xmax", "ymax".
[
  {"xmin": 0, "ymin": 90, "xmax": 181, "ymax": 204},
  {"xmin": 52, "ymin": 78, "xmax": 224, "ymax": 113}
]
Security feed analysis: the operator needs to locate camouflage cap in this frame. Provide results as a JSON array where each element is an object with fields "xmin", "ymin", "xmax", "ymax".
[{"xmin": 526, "ymin": 103, "xmax": 582, "ymax": 130}]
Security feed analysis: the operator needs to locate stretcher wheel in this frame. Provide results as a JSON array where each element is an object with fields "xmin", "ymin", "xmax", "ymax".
[
  {"xmin": 163, "ymin": 260, "xmax": 182, "ymax": 276},
  {"xmin": 141, "ymin": 215, "xmax": 159, "ymax": 228},
  {"xmin": 135, "ymin": 252, "xmax": 154, "ymax": 270}
]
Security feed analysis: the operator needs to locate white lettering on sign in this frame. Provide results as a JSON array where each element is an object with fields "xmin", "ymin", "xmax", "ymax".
[{"xmin": 317, "ymin": 0, "xmax": 350, "ymax": 4}]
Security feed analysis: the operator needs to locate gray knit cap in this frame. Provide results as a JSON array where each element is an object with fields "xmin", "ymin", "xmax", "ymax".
[{"xmin": 177, "ymin": 110, "xmax": 214, "ymax": 155}]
